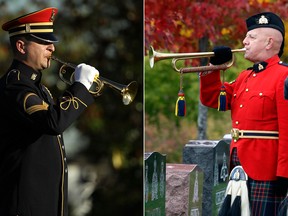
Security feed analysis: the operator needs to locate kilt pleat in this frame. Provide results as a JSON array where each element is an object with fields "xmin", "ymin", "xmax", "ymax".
[
  {"xmin": 230, "ymin": 148, "xmax": 288, "ymax": 216},
  {"xmin": 248, "ymin": 178, "xmax": 286, "ymax": 216}
]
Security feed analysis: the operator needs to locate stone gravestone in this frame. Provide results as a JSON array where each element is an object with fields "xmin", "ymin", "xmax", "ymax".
[
  {"xmin": 166, "ymin": 163, "xmax": 203, "ymax": 216},
  {"xmin": 145, "ymin": 152, "xmax": 166, "ymax": 216},
  {"xmin": 183, "ymin": 139, "xmax": 230, "ymax": 216}
]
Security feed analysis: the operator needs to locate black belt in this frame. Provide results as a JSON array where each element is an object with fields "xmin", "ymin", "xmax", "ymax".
[{"xmin": 231, "ymin": 128, "xmax": 279, "ymax": 141}]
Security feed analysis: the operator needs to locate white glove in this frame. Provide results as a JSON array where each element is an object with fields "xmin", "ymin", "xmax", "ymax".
[{"xmin": 74, "ymin": 63, "xmax": 99, "ymax": 90}]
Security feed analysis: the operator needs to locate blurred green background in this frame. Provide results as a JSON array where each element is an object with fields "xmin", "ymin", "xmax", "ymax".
[
  {"xmin": 0, "ymin": 1, "xmax": 143, "ymax": 216},
  {"xmin": 144, "ymin": 0, "xmax": 288, "ymax": 165},
  {"xmin": 145, "ymin": 52, "xmax": 251, "ymax": 162}
]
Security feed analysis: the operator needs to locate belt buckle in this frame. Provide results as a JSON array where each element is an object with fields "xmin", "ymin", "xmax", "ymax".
[{"xmin": 231, "ymin": 128, "xmax": 240, "ymax": 141}]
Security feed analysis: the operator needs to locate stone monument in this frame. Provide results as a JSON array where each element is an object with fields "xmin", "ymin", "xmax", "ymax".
[
  {"xmin": 166, "ymin": 163, "xmax": 203, "ymax": 216},
  {"xmin": 145, "ymin": 152, "xmax": 166, "ymax": 216},
  {"xmin": 183, "ymin": 138, "xmax": 231, "ymax": 216}
]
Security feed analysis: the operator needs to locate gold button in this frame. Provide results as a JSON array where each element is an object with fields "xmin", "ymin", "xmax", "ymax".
[
  {"xmin": 240, "ymin": 104, "xmax": 243, "ymax": 108},
  {"xmin": 259, "ymin": 92, "xmax": 263, "ymax": 96},
  {"xmin": 253, "ymin": 73, "xmax": 256, "ymax": 77},
  {"xmin": 236, "ymin": 121, "xmax": 239, "ymax": 125},
  {"xmin": 246, "ymin": 88, "xmax": 249, "ymax": 92}
]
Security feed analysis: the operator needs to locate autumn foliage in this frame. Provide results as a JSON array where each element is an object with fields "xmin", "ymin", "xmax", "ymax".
[{"xmin": 145, "ymin": 0, "xmax": 288, "ymax": 55}]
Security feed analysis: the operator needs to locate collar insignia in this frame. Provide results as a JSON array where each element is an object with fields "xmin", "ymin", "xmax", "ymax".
[
  {"xmin": 251, "ymin": 61, "xmax": 268, "ymax": 73},
  {"xmin": 31, "ymin": 73, "xmax": 37, "ymax": 80},
  {"xmin": 258, "ymin": 15, "xmax": 269, "ymax": 24},
  {"xmin": 258, "ymin": 64, "xmax": 264, "ymax": 71}
]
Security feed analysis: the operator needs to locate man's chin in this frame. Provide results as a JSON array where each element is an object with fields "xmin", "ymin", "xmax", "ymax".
[
  {"xmin": 244, "ymin": 53, "xmax": 250, "ymax": 61},
  {"xmin": 44, "ymin": 59, "xmax": 51, "ymax": 69}
]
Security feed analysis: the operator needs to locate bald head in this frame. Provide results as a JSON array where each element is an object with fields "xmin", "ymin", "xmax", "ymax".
[
  {"xmin": 243, "ymin": 27, "xmax": 283, "ymax": 63},
  {"xmin": 262, "ymin": 28, "xmax": 283, "ymax": 53}
]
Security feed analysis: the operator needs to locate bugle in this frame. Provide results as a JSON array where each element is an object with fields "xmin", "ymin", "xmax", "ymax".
[
  {"xmin": 149, "ymin": 46, "xmax": 246, "ymax": 73},
  {"xmin": 50, "ymin": 56, "xmax": 138, "ymax": 105}
]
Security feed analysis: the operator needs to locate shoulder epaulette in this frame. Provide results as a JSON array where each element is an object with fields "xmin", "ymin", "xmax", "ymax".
[
  {"xmin": 5, "ymin": 69, "xmax": 21, "ymax": 84},
  {"xmin": 279, "ymin": 61, "xmax": 288, "ymax": 67}
]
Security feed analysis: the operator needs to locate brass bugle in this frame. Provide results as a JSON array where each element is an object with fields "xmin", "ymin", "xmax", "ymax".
[
  {"xmin": 50, "ymin": 56, "xmax": 138, "ymax": 105},
  {"xmin": 149, "ymin": 46, "xmax": 246, "ymax": 73}
]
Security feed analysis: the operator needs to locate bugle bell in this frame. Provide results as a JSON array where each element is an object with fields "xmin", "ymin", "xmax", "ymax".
[
  {"xmin": 149, "ymin": 46, "xmax": 246, "ymax": 73},
  {"xmin": 50, "ymin": 56, "xmax": 138, "ymax": 105}
]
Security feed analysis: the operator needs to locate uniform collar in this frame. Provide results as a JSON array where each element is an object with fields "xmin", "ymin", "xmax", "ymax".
[
  {"xmin": 247, "ymin": 55, "xmax": 280, "ymax": 73},
  {"xmin": 9, "ymin": 59, "xmax": 42, "ymax": 83},
  {"xmin": 251, "ymin": 61, "xmax": 268, "ymax": 72}
]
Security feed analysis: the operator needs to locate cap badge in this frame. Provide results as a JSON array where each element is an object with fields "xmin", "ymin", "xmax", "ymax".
[
  {"xmin": 258, "ymin": 15, "xmax": 269, "ymax": 24},
  {"xmin": 25, "ymin": 24, "xmax": 31, "ymax": 33},
  {"xmin": 31, "ymin": 73, "xmax": 37, "ymax": 80},
  {"xmin": 50, "ymin": 9, "xmax": 56, "ymax": 22}
]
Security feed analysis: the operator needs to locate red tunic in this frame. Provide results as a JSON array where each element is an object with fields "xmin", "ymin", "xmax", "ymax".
[{"xmin": 200, "ymin": 55, "xmax": 288, "ymax": 180}]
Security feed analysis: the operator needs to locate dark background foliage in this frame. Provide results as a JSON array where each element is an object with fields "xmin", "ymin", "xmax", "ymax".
[{"xmin": 0, "ymin": 0, "xmax": 143, "ymax": 215}]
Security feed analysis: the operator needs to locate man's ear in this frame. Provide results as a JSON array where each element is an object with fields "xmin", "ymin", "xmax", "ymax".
[
  {"xmin": 16, "ymin": 39, "xmax": 26, "ymax": 54},
  {"xmin": 266, "ymin": 38, "xmax": 273, "ymax": 49}
]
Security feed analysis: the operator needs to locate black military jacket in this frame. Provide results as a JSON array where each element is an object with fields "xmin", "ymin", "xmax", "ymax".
[{"xmin": 0, "ymin": 60, "xmax": 94, "ymax": 216}]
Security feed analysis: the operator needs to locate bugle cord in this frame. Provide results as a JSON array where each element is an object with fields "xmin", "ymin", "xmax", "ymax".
[{"xmin": 50, "ymin": 56, "xmax": 138, "ymax": 105}]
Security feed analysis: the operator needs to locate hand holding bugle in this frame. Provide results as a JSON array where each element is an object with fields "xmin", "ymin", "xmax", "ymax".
[
  {"xmin": 149, "ymin": 46, "xmax": 246, "ymax": 73},
  {"xmin": 50, "ymin": 56, "xmax": 138, "ymax": 105}
]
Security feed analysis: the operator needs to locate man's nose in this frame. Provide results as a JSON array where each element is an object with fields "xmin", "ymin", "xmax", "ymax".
[{"xmin": 48, "ymin": 43, "xmax": 55, "ymax": 52}]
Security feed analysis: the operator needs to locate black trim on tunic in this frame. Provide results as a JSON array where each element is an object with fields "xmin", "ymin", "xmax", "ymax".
[{"xmin": 0, "ymin": 60, "xmax": 94, "ymax": 216}]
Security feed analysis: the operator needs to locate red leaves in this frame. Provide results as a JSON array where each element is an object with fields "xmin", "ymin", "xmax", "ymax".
[{"xmin": 145, "ymin": 0, "xmax": 288, "ymax": 55}]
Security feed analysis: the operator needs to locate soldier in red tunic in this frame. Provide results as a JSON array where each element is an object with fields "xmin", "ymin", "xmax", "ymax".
[
  {"xmin": 199, "ymin": 12, "xmax": 288, "ymax": 215},
  {"xmin": 0, "ymin": 8, "xmax": 99, "ymax": 216}
]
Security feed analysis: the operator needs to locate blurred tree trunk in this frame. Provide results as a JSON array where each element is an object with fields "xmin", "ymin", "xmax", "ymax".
[{"xmin": 197, "ymin": 36, "xmax": 208, "ymax": 140}]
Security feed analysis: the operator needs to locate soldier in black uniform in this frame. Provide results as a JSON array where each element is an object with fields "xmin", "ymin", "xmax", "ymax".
[{"xmin": 0, "ymin": 7, "xmax": 99, "ymax": 216}]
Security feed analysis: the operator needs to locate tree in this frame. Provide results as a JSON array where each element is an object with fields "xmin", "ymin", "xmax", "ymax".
[
  {"xmin": 145, "ymin": 0, "xmax": 288, "ymax": 53},
  {"xmin": 145, "ymin": 0, "xmax": 288, "ymax": 139}
]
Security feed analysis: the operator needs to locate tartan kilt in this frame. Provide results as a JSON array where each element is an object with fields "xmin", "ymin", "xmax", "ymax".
[
  {"xmin": 248, "ymin": 178, "xmax": 287, "ymax": 216},
  {"xmin": 231, "ymin": 148, "xmax": 288, "ymax": 216}
]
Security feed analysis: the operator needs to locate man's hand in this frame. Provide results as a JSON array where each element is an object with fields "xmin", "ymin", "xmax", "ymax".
[
  {"xmin": 74, "ymin": 63, "xmax": 99, "ymax": 90},
  {"xmin": 210, "ymin": 46, "xmax": 232, "ymax": 65}
]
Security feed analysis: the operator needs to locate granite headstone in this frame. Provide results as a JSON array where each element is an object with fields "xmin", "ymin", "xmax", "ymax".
[
  {"xmin": 145, "ymin": 152, "xmax": 166, "ymax": 216},
  {"xmin": 183, "ymin": 138, "xmax": 230, "ymax": 216},
  {"xmin": 166, "ymin": 163, "xmax": 203, "ymax": 216}
]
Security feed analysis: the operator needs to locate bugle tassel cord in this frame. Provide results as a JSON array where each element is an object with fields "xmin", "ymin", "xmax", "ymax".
[
  {"xmin": 148, "ymin": 45, "xmax": 246, "ymax": 116},
  {"xmin": 50, "ymin": 56, "xmax": 138, "ymax": 105}
]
